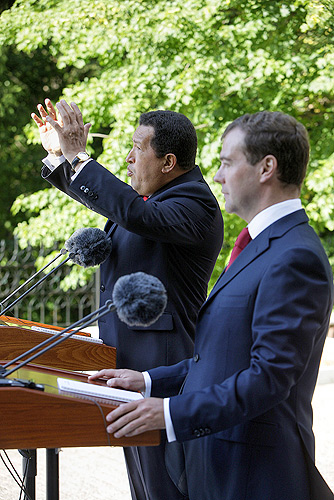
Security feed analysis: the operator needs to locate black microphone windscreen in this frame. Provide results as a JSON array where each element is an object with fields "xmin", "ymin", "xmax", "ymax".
[
  {"xmin": 64, "ymin": 228, "xmax": 112, "ymax": 267},
  {"xmin": 112, "ymin": 272, "xmax": 167, "ymax": 327}
]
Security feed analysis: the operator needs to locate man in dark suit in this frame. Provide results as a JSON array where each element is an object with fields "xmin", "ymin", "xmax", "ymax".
[
  {"xmin": 32, "ymin": 99, "xmax": 223, "ymax": 500},
  {"xmin": 92, "ymin": 111, "xmax": 334, "ymax": 500}
]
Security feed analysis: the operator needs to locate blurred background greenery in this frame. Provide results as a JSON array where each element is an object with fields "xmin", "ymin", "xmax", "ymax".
[{"xmin": 0, "ymin": 0, "xmax": 333, "ymax": 293}]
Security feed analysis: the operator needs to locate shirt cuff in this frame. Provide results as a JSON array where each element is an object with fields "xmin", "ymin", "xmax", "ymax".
[
  {"xmin": 142, "ymin": 372, "xmax": 177, "ymax": 442},
  {"xmin": 42, "ymin": 154, "xmax": 66, "ymax": 171},
  {"xmin": 142, "ymin": 371, "xmax": 152, "ymax": 398},
  {"xmin": 42, "ymin": 154, "xmax": 92, "ymax": 179},
  {"xmin": 71, "ymin": 159, "xmax": 93, "ymax": 180},
  {"xmin": 164, "ymin": 398, "xmax": 177, "ymax": 442}
]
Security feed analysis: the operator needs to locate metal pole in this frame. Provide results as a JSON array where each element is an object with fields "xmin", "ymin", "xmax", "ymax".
[{"xmin": 46, "ymin": 448, "xmax": 59, "ymax": 500}]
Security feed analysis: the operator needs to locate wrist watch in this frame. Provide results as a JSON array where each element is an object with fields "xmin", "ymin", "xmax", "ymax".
[{"xmin": 71, "ymin": 151, "xmax": 91, "ymax": 171}]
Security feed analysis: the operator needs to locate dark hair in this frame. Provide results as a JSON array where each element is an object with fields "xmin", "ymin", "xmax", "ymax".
[
  {"xmin": 139, "ymin": 110, "xmax": 197, "ymax": 170},
  {"xmin": 222, "ymin": 111, "xmax": 310, "ymax": 186}
]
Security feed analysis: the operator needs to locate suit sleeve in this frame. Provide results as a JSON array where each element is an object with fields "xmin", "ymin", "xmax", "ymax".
[
  {"xmin": 42, "ymin": 160, "xmax": 221, "ymax": 246},
  {"xmin": 168, "ymin": 246, "xmax": 333, "ymax": 441},
  {"xmin": 148, "ymin": 358, "xmax": 192, "ymax": 398}
]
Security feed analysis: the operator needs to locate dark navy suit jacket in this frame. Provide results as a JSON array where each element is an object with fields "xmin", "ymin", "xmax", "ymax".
[
  {"xmin": 42, "ymin": 160, "xmax": 223, "ymax": 370},
  {"xmin": 149, "ymin": 210, "xmax": 334, "ymax": 500}
]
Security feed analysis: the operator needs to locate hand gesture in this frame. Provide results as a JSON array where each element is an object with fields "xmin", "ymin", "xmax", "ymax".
[
  {"xmin": 31, "ymin": 99, "xmax": 63, "ymax": 156},
  {"xmin": 44, "ymin": 99, "xmax": 91, "ymax": 164}
]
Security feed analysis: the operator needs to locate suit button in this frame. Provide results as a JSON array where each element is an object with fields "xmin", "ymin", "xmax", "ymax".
[
  {"xmin": 193, "ymin": 354, "xmax": 200, "ymax": 362},
  {"xmin": 204, "ymin": 428, "xmax": 211, "ymax": 435},
  {"xmin": 100, "ymin": 284, "xmax": 105, "ymax": 292},
  {"xmin": 80, "ymin": 185, "xmax": 86, "ymax": 191},
  {"xmin": 84, "ymin": 187, "xmax": 89, "ymax": 193},
  {"xmin": 193, "ymin": 429, "xmax": 201, "ymax": 438}
]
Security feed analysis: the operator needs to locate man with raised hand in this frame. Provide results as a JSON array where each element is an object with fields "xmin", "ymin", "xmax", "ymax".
[{"xmin": 32, "ymin": 99, "xmax": 223, "ymax": 500}]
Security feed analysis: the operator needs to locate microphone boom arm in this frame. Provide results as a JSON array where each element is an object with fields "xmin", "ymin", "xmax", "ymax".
[
  {"xmin": 0, "ymin": 253, "xmax": 74, "ymax": 316},
  {"xmin": 1, "ymin": 300, "xmax": 115, "ymax": 379},
  {"xmin": 0, "ymin": 249, "xmax": 67, "ymax": 309}
]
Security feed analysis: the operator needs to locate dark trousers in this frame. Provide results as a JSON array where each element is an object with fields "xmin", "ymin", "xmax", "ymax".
[{"xmin": 123, "ymin": 432, "xmax": 188, "ymax": 500}]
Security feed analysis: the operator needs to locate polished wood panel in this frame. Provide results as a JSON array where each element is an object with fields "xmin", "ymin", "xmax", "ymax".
[
  {"xmin": 0, "ymin": 364, "xmax": 160, "ymax": 449},
  {"xmin": 0, "ymin": 326, "xmax": 116, "ymax": 371}
]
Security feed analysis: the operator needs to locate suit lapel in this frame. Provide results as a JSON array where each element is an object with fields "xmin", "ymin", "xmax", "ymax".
[{"xmin": 204, "ymin": 209, "xmax": 309, "ymax": 308}]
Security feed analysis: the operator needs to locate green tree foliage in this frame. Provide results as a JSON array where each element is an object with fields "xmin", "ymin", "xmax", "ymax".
[{"xmin": 0, "ymin": 0, "xmax": 333, "ymax": 289}]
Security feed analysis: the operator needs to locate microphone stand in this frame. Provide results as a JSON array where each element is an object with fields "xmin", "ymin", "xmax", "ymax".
[
  {"xmin": 0, "ymin": 300, "xmax": 115, "ymax": 500},
  {"xmin": 0, "ymin": 253, "xmax": 74, "ymax": 316},
  {"xmin": 0, "ymin": 300, "xmax": 115, "ymax": 383},
  {"xmin": 0, "ymin": 248, "xmax": 67, "ymax": 310}
]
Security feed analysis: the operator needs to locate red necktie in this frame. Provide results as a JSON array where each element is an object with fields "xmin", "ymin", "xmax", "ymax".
[
  {"xmin": 143, "ymin": 196, "xmax": 148, "ymax": 201},
  {"xmin": 225, "ymin": 227, "xmax": 251, "ymax": 271}
]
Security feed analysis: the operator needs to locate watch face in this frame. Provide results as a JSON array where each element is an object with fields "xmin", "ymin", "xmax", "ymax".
[{"xmin": 77, "ymin": 152, "xmax": 89, "ymax": 161}]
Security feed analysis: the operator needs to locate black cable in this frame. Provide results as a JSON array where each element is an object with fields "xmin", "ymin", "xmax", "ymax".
[
  {"xmin": 0, "ymin": 450, "xmax": 33, "ymax": 500},
  {"xmin": 19, "ymin": 453, "xmax": 29, "ymax": 500}
]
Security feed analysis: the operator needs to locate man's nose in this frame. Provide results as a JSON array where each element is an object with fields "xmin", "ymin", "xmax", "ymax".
[
  {"xmin": 214, "ymin": 166, "xmax": 224, "ymax": 184},
  {"xmin": 126, "ymin": 149, "xmax": 134, "ymax": 163}
]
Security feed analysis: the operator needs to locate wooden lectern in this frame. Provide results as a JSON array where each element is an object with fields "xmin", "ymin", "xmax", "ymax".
[
  {"xmin": 0, "ymin": 363, "xmax": 160, "ymax": 449},
  {"xmin": 0, "ymin": 320, "xmax": 116, "ymax": 371},
  {"xmin": 0, "ymin": 320, "xmax": 159, "ymax": 499}
]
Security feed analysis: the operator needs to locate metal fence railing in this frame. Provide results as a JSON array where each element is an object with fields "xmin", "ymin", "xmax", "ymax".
[{"xmin": 0, "ymin": 238, "xmax": 99, "ymax": 327}]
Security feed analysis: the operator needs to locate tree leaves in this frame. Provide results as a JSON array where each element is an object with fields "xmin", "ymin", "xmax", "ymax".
[{"xmin": 0, "ymin": 0, "xmax": 333, "ymax": 289}]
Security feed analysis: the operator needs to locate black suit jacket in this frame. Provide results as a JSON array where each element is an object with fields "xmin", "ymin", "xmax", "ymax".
[{"xmin": 42, "ymin": 159, "xmax": 223, "ymax": 370}]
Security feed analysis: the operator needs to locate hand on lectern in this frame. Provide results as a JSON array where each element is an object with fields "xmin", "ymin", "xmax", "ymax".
[
  {"xmin": 106, "ymin": 397, "xmax": 165, "ymax": 438},
  {"xmin": 88, "ymin": 368, "xmax": 145, "ymax": 393}
]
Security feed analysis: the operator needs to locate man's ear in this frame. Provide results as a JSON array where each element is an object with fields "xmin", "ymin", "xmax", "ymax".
[
  {"xmin": 162, "ymin": 153, "xmax": 177, "ymax": 173},
  {"xmin": 259, "ymin": 155, "xmax": 277, "ymax": 183}
]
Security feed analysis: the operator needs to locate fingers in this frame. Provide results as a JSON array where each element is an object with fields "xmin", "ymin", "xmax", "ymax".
[
  {"xmin": 70, "ymin": 101, "xmax": 85, "ymax": 127},
  {"xmin": 106, "ymin": 401, "xmax": 147, "ymax": 437},
  {"xmin": 84, "ymin": 122, "xmax": 92, "ymax": 142},
  {"xmin": 31, "ymin": 112, "xmax": 45, "ymax": 128},
  {"xmin": 105, "ymin": 398, "xmax": 165, "ymax": 438},
  {"xmin": 32, "ymin": 99, "xmax": 86, "ymax": 138},
  {"xmin": 44, "ymin": 98, "xmax": 57, "ymax": 120},
  {"xmin": 88, "ymin": 369, "xmax": 118, "ymax": 381},
  {"xmin": 56, "ymin": 99, "xmax": 84, "ymax": 128},
  {"xmin": 106, "ymin": 377, "xmax": 133, "ymax": 390},
  {"xmin": 31, "ymin": 99, "xmax": 58, "ymax": 128},
  {"xmin": 45, "ymin": 115, "xmax": 62, "ymax": 133}
]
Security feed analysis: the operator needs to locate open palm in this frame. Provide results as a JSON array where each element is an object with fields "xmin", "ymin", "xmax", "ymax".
[{"xmin": 31, "ymin": 99, "xmax": 63, "ymax": 155}]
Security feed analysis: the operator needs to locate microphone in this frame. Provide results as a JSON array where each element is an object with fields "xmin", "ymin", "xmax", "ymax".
[
  {"xmin": 0, "ymin": 272, "xmax": 167, "ymax": 381},
  {"xmin": 0, "ymin": 228, "xmax": 112, "ymax": 316},
  {"xmin": 64, "ymin": 227, "xmax": 112, "ymax": 267},
  {"xmin": 112, "ymin": 272, "xmax": 167, "ymax": 327}
]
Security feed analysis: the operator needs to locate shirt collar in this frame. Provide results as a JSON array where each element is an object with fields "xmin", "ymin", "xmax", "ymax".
[{"xmin": 248, "ymin": 199, "xmax": 302, "ymax": 240}]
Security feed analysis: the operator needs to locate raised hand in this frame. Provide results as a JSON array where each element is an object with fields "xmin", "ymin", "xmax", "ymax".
[
  {"xmin": 31, "ymin": 98, "xmax": 63, "ymax": 156},
  {"xmin": 44, "ymin": 99, "xmax": 91, "ymax": 164}
]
